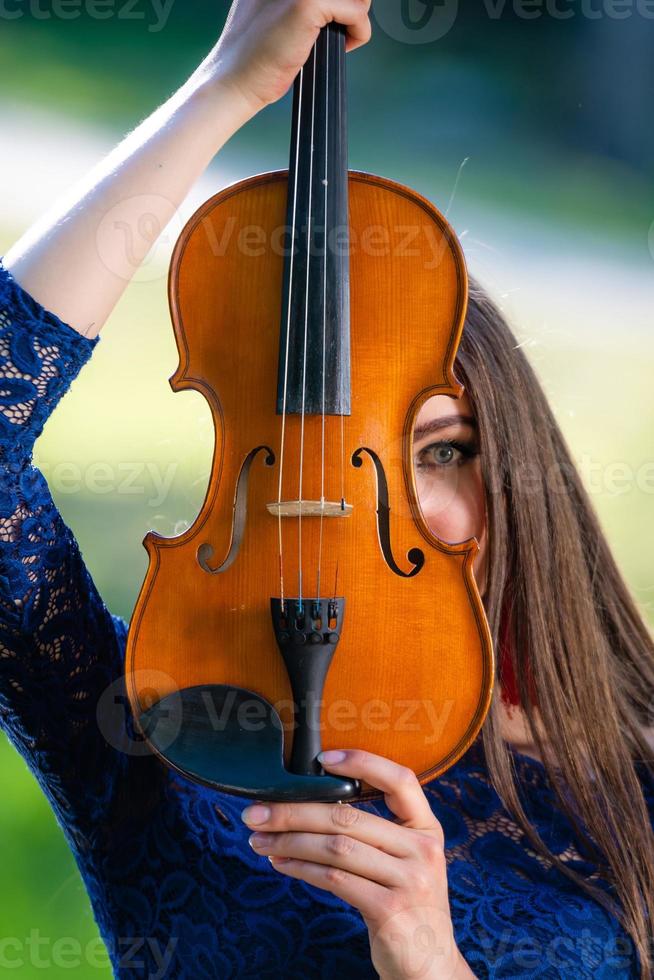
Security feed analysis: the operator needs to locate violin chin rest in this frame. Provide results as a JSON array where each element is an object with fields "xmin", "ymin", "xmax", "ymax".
[{"xmin": 138, "ymin": 684, "xmax": 361, "ymax": 803}]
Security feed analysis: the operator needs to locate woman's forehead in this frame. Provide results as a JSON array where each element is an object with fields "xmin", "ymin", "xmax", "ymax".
[{"xmin": 415, "ymin": 391, "xmax": 474, "ymax": 425}]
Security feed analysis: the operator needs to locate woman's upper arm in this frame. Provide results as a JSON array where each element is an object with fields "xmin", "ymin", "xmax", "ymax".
[{"xmin": 0, "ymin": 258, "xmax": 129, "ymax": 827}]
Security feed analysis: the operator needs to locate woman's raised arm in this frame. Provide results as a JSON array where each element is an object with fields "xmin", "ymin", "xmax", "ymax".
[{"xmin": 3, "ymin": 0, "xmax": 371, "ymax": 339}]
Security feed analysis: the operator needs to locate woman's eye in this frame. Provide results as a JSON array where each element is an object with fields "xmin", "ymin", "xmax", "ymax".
[
  {"xmin": 432, "ymin": 445, "xmax": 456, "ymax": 465},
  {"xmin": 415, "ymin": 440, "xmax": 476, "ymax": 471}
]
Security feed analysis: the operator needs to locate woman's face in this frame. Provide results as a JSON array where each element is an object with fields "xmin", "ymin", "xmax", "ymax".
[{"xmin": 413, "ymin": 393, "xmax": 488, "ymax": 594}]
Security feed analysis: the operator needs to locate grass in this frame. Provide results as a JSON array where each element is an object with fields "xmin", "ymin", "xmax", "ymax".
[{"xmin": 0, "ymin": 737, "xmax": 112, "ymax": 977}]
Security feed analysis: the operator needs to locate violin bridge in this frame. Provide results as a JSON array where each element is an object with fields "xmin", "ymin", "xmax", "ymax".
[{"xmin": 266, "ymin": 500, "xmax": 353, "ymax": 518}]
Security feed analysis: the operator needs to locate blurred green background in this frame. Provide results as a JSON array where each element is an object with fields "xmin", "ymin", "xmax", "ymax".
[{"xmin": 1, "ymin": 2, "xmax": 653, "ymax": 975}]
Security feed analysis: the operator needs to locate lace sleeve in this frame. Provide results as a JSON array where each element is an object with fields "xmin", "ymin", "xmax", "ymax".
[{"xmin": 0, "ymin": 259, "xmax": 129, "ymax": 839}]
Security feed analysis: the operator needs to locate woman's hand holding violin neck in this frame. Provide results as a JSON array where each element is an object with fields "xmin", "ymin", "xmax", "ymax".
[
  {"xmin": 5, "ymin": 0, "xmax": 372, "ymax": 336},
  {"xmin": 203, "ymin": 0, "xmax": 373, "ymax": 115},
  {"xmin": 241, "ymin": 750, "xmax": 475, "ymax": 980}
]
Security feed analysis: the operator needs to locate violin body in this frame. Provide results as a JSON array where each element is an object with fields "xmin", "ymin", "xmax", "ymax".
[{"xmin": 125, "ymin": 167, "xmax": 493, "ymax": 802}]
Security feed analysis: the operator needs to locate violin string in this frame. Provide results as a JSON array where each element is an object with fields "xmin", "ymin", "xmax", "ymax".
[
  {"xmin": 297, "ymin": 38, "xmax": 318, "ymax": 614},
  {"xmin": 344, "ymin": 31, "xmax": 350, "ymax": 520},
  {"xmin": 316, "ymin": 29, "xmax": 330, "ymax": 604},
  {"xmin": 339, "ymin": 32, "xmax": 346, "ymax": 517},
  {"xmin": 277, "ymin": 60, "xmax": 306, "ymax": 613}
]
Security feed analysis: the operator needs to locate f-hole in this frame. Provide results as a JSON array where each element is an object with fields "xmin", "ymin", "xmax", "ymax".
[
  {"xmin": 351, "ymin": 447, "xmax": 425, "ymax": 578},
  {"xmin": 197, "ymin": 445, "xmax": 275, "ymax": 575}
]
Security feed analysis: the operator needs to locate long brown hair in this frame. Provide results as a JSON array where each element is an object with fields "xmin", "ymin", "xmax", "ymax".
[{"xmin": 455, "ymin": 279, "xmax": 654, "ymax": 976}]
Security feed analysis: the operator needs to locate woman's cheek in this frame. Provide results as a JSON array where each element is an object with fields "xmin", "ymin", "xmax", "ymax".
[
  {"xmin": 416, "ymin": 458, "xmax": 488, "ymax": 596},
  {"xmin": 422, "ymin": 494, "xmax": 473, "ymax": 544},
  {"xmin": 425, "ymin": 496, "xmax": 488, "ymax": 591},
  {"xmin": 417, "ymin": 472, "xmax": 482, "ymax": 543}
]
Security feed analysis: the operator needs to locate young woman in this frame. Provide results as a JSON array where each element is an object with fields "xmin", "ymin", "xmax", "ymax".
[{"xmin": 1, "ymin": 1, "xmax": 653, "ymax": 977}]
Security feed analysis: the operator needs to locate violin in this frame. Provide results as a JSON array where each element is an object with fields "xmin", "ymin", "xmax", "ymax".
[{"xmin": 125, "ymin": 23, "xmax": 493, "ymax": 802}]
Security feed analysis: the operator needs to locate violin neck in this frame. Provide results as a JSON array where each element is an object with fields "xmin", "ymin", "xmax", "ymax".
[{"xmin": 277, "ymin": 23, "xmax": 351, "ymax": 417}]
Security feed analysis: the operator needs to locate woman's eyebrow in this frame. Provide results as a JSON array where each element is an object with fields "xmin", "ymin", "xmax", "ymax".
[{"xmin": 413, "ymin": 415, "xmax": 477, "ymax": 440}]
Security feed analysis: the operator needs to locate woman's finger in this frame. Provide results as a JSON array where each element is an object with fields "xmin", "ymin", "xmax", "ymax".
[
  {"xmin": 314, "ymin": 0, "xmax": 373, "ymax": 49},
  {"xmin": 242, "ymin": 800, "xmax": 417, "ymax": 858},
  {"xmin": 317, "ymin": 749, "xmax": 443, "ymax": 830},
  {"xmin": 266, "ymin": 853, "xmax": 389, "ymax": 918},
  {"xmin": 248, "ymin": 829, "xmax": 406, "ymax": 887}
]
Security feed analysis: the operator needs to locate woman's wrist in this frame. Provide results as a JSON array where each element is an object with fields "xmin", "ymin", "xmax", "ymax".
[
  {"xmin": 183, "ymin": 63, "xmax": 260, "ymax": 141},
  {"xmin": 190, "ymin": 51, "xmax": 268, "ymax": 132},
  {"xmin": 380, "ymin": 948, "xmax": 475, "ymax": 980},
  {"xmin": 451, "ymin": 949, "xmax": 476, "ymax": 979}
]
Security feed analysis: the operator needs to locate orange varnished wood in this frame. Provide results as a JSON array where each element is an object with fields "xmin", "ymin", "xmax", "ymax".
[{"xmin": 125, "ymin": 170, "xmax": 494, "ymax": 799}]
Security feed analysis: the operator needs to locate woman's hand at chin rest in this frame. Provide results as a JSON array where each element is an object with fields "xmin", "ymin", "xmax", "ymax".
[{"xmin": 241, "ymin": 748, "xmax": 476, "ymax": 980}]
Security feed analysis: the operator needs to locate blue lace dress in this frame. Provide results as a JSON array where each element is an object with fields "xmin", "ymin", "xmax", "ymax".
[{"xmin": 0, "ymin": 261, "xmax": 652, "ymax": 980}]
